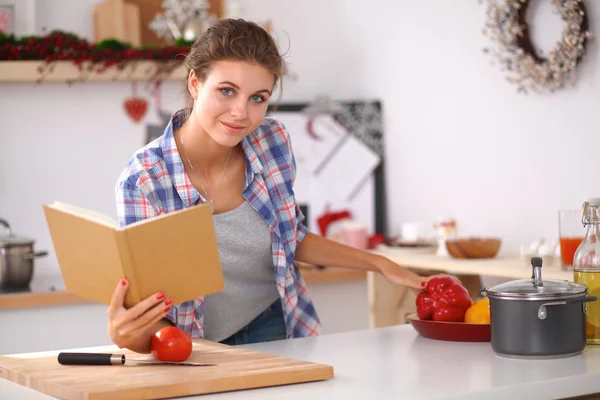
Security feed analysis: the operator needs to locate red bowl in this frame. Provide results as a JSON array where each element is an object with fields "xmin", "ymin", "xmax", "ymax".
[{"xmin": 406, "ymin": 313, "xmax": 491, "ymax": 342}]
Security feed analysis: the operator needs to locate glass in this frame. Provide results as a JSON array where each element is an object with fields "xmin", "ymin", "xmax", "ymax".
[
  {"xmin": 558, "ymin": 210, "xmax": 585, "ymax": 270},
  {"xmin": 573, "ymin": 199, "xmax": 600, "ymax": 345}
]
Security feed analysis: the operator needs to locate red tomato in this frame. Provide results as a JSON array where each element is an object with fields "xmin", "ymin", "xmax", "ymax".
[{"xmin": 150, "ymin": 327, "xmax": 192, "ymax": 362}]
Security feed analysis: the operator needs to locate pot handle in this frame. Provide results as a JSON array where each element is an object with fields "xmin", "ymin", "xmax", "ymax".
[
  {"xmin": 0, "ymin": 219, "xmax": 11, "ymax": 236},
  {"xmin": 538, "ymin": 296, "xmax": 598, "ymax": 320},
  {"xmin": 22, "ymin": 251, "xmax": 48, "ymax": 260}
]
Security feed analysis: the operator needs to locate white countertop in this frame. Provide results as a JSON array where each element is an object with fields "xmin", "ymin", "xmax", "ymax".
[{"xmin": 2, "ymin": 325, "xmax": 600, "ymax": 400}]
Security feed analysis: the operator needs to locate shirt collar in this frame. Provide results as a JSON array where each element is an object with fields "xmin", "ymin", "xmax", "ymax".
[
  {"xmin": 161, "ymin": 109, "xmax": 266, "ymax": 207},
  {"xmin": 161, "ymin": 109, "xmax": 199, "ymax": 208}
]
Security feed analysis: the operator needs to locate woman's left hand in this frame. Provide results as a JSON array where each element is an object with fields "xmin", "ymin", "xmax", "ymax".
[{"xmin": 377, "ymin": 257, "xmax": 460, "ymax": 290}]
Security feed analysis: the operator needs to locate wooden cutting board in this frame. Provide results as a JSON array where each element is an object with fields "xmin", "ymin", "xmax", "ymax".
[{"xmin": 0, "ymin": 340, "xmax": 334, "ymax": 400}]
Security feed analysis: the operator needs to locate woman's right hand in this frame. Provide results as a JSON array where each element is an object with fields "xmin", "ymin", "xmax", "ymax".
[{"xmin": 106, "ymin": 279, "xmax": 173, "ymax": 353}]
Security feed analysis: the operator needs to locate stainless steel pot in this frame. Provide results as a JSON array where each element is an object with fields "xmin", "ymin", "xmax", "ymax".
[
  {"xmin": 483, "ymin": 257, "xmax": 597, "ymax": 359},
  {"xmin": 0, "ymin": 219, "xmax": 48, "ymax": 290}
]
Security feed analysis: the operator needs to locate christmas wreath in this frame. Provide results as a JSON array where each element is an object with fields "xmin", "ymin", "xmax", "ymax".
[
  {"xmin": 482, "ymin": 0, "xmax": 591, "ymax": 93},
  {"xmin": 0, "ymin": 30, "xmax": 193, "ymax": 82}
]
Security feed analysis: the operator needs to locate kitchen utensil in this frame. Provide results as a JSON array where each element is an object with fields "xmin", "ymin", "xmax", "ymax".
[
  {"xmin": 57, "ymin": 352, "xmax": 216, "ymax": 366},
  {"xmin": 0, "ymin": 339, "xmax": 334, "ymax": 399},
  {"xmin": 482, "ymin": 256, "xmax": 597, "ymax": 359},
  {"xmin": 0, "ymin": 219, "xmax": 48, "ymax": 290},
  {"xmin": 445, "ymin": 237, "xmax": 501, "ymax": 259},
  {"xmin": 406, "ymin": 313, "xmax": 491, "ymax": 342}
]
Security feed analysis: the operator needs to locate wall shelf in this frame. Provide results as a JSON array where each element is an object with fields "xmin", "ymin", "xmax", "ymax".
[{"xmin": 0, "ymin": 60, "xmax": 186, "ymax": 83}]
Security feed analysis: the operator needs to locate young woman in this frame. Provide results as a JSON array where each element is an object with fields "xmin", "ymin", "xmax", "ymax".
[{"xmin": 107, "ymin": 18, "xmax": 450, "ymax": 352}]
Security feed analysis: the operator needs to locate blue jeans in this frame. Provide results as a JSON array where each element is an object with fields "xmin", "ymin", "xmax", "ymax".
[{"xmin": 219, "ymin": 299, "xmax": 287, "ymax": 346}]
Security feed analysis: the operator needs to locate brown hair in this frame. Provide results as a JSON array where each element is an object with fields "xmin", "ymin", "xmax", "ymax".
[{"xmin": 183, "ymin": 18, "xmax": 288, "ymax": 107}]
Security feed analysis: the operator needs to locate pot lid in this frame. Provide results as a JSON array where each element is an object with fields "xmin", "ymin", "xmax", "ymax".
[
  {"xmin": 485, "ymin": 257, "xmax": 587, "ymax": 299},
  {"xmin": 0, "ymin": 219, "xmax": 34, "ymax": 248},
  {"xmin": 486, "ymin": 278, "xmax": 587, "ymax": 299}
]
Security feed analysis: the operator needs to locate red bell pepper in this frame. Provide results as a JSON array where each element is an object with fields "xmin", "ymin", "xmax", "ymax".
[{"xmin": 416, "ymin": 277, "xmax": 472, "ymax": 322}]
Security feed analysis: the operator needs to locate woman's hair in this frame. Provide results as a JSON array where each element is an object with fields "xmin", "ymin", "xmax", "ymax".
[{"xmin": 183, "ymin": 18, "xmax": 288, "ymax": 105}]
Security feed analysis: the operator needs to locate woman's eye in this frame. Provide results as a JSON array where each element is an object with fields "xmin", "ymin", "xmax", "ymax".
[
  {"xmin": 251, "ymin": 95, "xmax": 265, "ymax": 103},
  {"xmin": 220, "ymin": 88, "xmax": 234, "ymax": 96}
]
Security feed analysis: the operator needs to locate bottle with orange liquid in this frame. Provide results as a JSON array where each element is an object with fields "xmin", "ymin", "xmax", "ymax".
[{"xmin": 573, "ymin": 198, "xmax": 600, "ymax": 345}]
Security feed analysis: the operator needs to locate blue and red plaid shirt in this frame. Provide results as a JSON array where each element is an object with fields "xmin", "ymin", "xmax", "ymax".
[{"xmin": 115, "ymin": 109, "xmax": 321, "ymax": 339}]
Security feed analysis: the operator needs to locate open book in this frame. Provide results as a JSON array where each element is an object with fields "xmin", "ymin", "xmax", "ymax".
[{"xmin": 43, "ymin": 202, "xmax": 224, "ymax": 308}]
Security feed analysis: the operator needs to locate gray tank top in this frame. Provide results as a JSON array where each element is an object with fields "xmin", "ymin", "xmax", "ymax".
[{"xmin": 202, "ymin": 201, "xmax": 279, "ymax": 342}]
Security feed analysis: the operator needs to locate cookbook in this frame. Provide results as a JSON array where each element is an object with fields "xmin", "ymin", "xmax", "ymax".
[{"xmin": 42, "ymin": 202, "xmax": 224, "ymax": 308}]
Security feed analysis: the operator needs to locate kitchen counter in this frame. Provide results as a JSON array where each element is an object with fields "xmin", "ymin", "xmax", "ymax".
[
  {"xmin": 372, "ymin": 245, "xmax": 572, "ymax": 281},
  {"xmin": 0, "ymin": 274, "xmax": 87, "ymax": 310},
  {"xmin": 2, "ymin": 325, "xmax": 600, "ymax": 400}
]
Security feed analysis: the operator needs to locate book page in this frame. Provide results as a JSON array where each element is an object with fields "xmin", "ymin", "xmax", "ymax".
[{"xmin": 50, "ymin": 201, "xmax": 118, "ymax": 228}]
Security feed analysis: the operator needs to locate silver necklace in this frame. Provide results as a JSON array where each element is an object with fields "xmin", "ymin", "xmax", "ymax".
[{"xmin": 179, "ymin": 130, "xmax": 232, "ymax": 213}]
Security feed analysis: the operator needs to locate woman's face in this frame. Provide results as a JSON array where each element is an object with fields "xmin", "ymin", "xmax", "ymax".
[{"xmin": 190, "ymin": 60, "xmax": 275, "ymax": 147}]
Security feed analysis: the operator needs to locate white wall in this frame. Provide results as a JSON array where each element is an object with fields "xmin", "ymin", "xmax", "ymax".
[
  {"xmin": 2, "ymin": 0, "xmax": 599, "ymax": 276},
  {"xmin": 240, "ymin": 0, "xmax": 600, "ymax": 256}
]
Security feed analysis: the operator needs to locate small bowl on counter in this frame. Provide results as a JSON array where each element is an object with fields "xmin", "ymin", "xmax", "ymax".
[{"xmin": 445, "ymin": 237, "xmax": 501, "ymax": 259}]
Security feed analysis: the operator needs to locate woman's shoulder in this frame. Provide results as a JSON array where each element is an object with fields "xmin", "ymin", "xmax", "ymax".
[
  {"xmin": 115, "ymin": 135, "xmax": 169, "ymax": 191},
  {"xmin": 249, "ymin": 117, "xmax": 292, "ymax": 149},
  {"xmin": 116, "ymin": 110, "xmax": 182, "ymax": 191}
]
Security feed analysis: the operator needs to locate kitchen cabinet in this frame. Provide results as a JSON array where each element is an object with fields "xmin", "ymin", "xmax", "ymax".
[
  {"xmin": 0, "ymin": 302, "xmax": 112, "ymax": 355},
  {"xmin": 0, "ymin": 273, "xmax": 112, "ymax": 355}
]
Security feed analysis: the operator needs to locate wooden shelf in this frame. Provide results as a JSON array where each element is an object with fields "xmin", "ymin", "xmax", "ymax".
[
  {"xmin": 0, "ymin": 60, "xmax": 186, "ymax": 83},
  {"xmin": 0, "ymin": 291, "xmax": 88, "ymax": 310},
  {"xmin": 297, "ymin": 262, "xmax": 366, "ymax": 284}
]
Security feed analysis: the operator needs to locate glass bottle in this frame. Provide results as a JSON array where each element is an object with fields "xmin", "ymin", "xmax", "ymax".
[{"xmin": 573, "ymin": 198, "xmax": 600, "ymax": 344}]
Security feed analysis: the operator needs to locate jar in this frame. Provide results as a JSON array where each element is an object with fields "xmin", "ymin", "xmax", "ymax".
[{"xmin": 573, "ymin": 198, "xmax": 600, "ymax": 344}]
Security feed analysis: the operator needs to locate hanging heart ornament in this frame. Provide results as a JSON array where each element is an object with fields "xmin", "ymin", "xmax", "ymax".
[{"xmin": 124, "ymin": 97, "xmax": 148, "ymax": 123}]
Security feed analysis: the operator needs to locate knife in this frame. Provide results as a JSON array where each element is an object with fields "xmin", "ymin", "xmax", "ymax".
[{"xmin": 57, "ymin": 352, "xmax": 216, "ymax": 367}]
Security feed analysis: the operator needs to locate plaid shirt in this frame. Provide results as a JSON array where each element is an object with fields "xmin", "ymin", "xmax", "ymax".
[{"xmin": 115, "ymin": 110, "xmax": 321, "ymax": 339}]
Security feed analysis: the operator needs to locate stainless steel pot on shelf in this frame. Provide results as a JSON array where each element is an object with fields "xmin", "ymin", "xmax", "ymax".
[{"xmin": 0, "ymin": 219, "xmax": 48, "ymax": 290}]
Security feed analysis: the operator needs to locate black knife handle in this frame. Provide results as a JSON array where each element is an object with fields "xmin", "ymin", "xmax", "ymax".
[{"xmin": 58, "ymin": 352, "xmax": 124, "ymax": 366}]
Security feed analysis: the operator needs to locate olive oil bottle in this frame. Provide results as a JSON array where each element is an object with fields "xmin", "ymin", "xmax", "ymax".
[{"xmin": 573, "ymin": 198, "xmax": 600, "ymax": 345}]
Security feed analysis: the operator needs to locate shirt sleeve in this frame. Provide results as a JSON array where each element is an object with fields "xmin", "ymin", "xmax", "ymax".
[{"xmin": 115, "ymin": 179, "xmax": 157, "ymax": 228}]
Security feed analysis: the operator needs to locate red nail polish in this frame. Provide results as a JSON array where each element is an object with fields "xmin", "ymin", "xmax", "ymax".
[
  {"xmin": 165, "ymin": 306, "xmax": 171, "ymax": 313},
  {"xmin": 121, "ymin": 279, "xmax": 127, "ymax": 286},
  {"xmin": 165, "ymin": 299, "xmax": 172, "ymax": 306},
  {"xmin": 157, "ymin": 293, "xmax": 165, "ymax": 300},
  {"xmin": 421, "ymin": 282, "xmax": 426, "ymax": 287}
]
